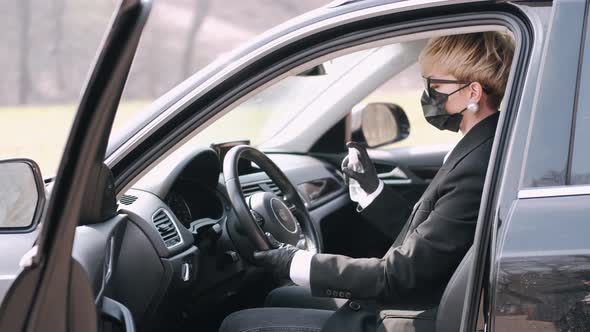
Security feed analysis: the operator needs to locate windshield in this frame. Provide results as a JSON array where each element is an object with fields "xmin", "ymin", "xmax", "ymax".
[
  {"xmin": 185, "ymin": 49, "xmax": 376, "ymax": 146},
  {"xmin": 173, "ymin": 40, "xmax": 461, "ymax": 154}
]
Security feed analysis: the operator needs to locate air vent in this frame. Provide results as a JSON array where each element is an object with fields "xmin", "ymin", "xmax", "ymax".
[
  {"xmin": 119, "ymin": 194, "xmax": 138, "ymax": 205},
  {"xmin": 241, "ymin": 180, "xmax": 283, "ymax": 197},
  {"xmin": 152, "ymin": 209, "xmax": 182, "ymax": 249},
  {"xmin": 265, "ymin": 182, "xmax": 283, "ymax": 197},
  {"xmin": 241, "ymin": 183, "xmax": 263, "ymax": 196}
]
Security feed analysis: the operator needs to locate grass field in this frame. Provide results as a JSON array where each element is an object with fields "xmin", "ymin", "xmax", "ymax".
[
  {"xmin": 0, "ymin": 102, "xmax": 148, "ymax": 177},
  {"xmin": 0, "ymin": 93, "xmax": 461, "ymax": 177}
]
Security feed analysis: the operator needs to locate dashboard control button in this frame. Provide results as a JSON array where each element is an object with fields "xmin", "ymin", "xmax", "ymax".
[
  {"xmin": 250, "ymin": 210, "xmax": 264, "ymax": 227},
  {"xmin": 181, "ymin": 262, "xmax": 191, "ymax": 282},
  {"xmin": 210, "ymin": 223, "xmax": 222, "ymax": 239},
  {"xmin": 217, "ymin": 251, "xmax": 240, "ymax": 269},
  {"xmin": 225, "ymin": 251, "xmax": 240, "ymax": 263}
]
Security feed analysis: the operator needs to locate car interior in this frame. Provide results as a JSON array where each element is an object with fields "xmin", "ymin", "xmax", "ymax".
[{"xmin": 70, "ymin": 25, "xmax": 515, "ymax": 332}]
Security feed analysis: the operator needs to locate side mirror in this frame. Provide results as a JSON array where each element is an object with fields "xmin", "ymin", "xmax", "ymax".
[
  {"xmin": 0, "ymin": 159, "xmax": 45, "ymax": 231},
  {"xmin": 349, "ymin": 102, "xmax": 410, "ymax": 148}
]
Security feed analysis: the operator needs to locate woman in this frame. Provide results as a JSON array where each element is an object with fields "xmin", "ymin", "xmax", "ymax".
[
  {"xmin": 220, "ymin": 31, "xmax": 515, "ymax": 332},
  {"xmin": 418, "ymin": 32, "xmax": 514, "ymax": 134}
]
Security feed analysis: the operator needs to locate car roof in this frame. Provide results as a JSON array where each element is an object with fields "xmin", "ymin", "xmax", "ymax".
[
  {"xmin": 326, "ymin": 0, "xmax": 462, "ymax": 8},
  {"xmin": 326, "ymin": 0, "xmax": 551, "ymax": 7}
]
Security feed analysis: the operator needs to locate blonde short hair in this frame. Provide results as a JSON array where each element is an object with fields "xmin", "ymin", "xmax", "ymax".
[{"xmin": 419, "ymin": 32, "xmax": 515, "ymax": 109}]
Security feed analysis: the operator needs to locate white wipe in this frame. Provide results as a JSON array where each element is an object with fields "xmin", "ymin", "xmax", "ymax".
[{"xmin": 348, "ymin": 147, "xmax": 364, "ymax": 202}]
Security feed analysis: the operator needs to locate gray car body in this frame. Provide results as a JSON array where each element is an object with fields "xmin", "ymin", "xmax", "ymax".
[{"xmin": 3, "ymin": 0, "xmax": 590, "ymax": 331}]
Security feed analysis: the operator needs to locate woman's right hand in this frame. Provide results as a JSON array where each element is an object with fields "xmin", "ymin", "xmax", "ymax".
[{"xmin": 341, "ymin": 142, "xmax": 380, "ymax": 195}]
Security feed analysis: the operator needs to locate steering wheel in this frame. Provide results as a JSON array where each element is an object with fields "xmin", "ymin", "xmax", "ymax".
[{"xmin": 223, "ymin": 145, "xmax": 320, "ymax": 254}]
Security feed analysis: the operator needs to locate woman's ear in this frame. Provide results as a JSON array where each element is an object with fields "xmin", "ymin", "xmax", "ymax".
[{"xmin": 468, "ymin": 82, "xmax": 483, "ymax": 103}]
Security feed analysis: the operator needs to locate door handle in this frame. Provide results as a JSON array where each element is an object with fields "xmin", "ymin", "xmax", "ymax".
[
  {"xmin": 102, "ymin": 296, "xmax": 135, "ymax": 332},
  {"xmin": 378, "ymin": 166, "xmax": 425, "ymax": 185}
]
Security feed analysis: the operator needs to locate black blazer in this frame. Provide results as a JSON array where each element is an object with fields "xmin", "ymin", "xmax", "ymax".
[{"xmin": 310, "ymin": 113, "xmax": 499, "ymax": 310}]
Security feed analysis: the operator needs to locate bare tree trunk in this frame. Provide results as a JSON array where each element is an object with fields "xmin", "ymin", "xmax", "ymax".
[
  {"xmin": 181, "ymin": 0, "xmax": 210, "ymax": 79},
  {"xmin": 18, "ymin": 0, "xmax": 31, "ymax": 104},
  {"xmin": 53, "ymin": 0, "xmax": 66, "ymax": 93}
]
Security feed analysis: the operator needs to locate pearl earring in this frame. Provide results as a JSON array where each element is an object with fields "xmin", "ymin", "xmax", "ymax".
[{"xmin": 467, "ymin": 102, "xmax": 479, "ymax": 113}]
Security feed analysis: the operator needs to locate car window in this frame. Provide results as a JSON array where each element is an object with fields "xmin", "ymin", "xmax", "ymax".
[
  {"xmin": 520, "ymin": 2, "xmax": 586, "ymax": 188},
  {"xmin": 0, "ymin": 2, "xmax": 115, "ymax": 177},
  {"xmin": 363, "ymin": 63, "xmax": 462, "ymax": 150},
  {"xmin": 569, "ymin": 16, "xmax": 590, "ymax": 185},
  {"xmin": 137, "ymin": 41, "xmax": 427, "ymax": 179},
  {"xmin": 164, "ymin": 40, "xmax": 428, "ymax": 153}
]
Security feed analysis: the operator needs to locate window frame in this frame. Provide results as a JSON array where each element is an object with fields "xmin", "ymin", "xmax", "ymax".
[{"xmin": 567, "ymin": 0, "xmax": 590, "ymax": 186}]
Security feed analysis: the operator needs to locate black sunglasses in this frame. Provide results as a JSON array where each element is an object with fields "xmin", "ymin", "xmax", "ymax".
[
  {"xmin": 422, "ymin": 77, "xmax": 492, "ymax": 97},
  {"xmin": 422, "ymin": 77, "xmax": 471, "ymax": 97}
]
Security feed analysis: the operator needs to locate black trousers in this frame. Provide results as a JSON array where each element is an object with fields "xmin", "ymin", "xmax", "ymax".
[{"xmin": 218, "ymin": 286, "xmax": 346, "ymax": 332}]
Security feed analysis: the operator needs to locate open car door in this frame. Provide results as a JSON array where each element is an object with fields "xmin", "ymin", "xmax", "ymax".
[{"xmin": 0, "ymin": 0, "xmax": 151, "ymax": 331}]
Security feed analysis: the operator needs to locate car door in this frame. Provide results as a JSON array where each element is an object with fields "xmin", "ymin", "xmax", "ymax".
[
  {"xmin": 0, "ymin": 0, "xmax": 150, "ymax": 331},
  {"xmin": 459, "ymin": 0, "xmax": 590, "ymax": 330},
  {"xmin": 489, "ymin": 0, "xmax": 590, "ymax": 329}
]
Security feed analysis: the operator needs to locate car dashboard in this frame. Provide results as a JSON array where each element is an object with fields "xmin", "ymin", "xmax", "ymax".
[{"xmin": 92, "ymin": 147, "xmax": 348, "ymax": 330}]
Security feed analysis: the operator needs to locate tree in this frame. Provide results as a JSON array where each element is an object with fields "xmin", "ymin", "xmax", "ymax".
[
  {"xmin": 181, "ymin": 0, "xmax": 210, "ymax": 80},
  {"xmin": 18, "ymin": 0, "xmax": 32, "ymax": 104}
]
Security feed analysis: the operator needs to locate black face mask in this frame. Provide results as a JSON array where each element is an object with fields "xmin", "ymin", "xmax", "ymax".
[{"xmin": 420, "ymin": 84, "xmax": 470, "ymax": 132}]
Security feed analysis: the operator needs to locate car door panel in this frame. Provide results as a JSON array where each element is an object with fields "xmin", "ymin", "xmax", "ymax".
[
  {"xmin": 493, "ymin": 194, "xmax": 590, "ymax": 330},
  {"xmin": 482, "ymin": 0, "xmax": 590, "ymax": 330},
  {"xmin": 370, "ymin": 144, "xmax": 452, "ymax": 170},
  {"xmin": 370, "ymin": 145, "xmax": 451, "ymax": 208},
  {"xmin": 101, "ymin": 297, "xmax": 136, "ymax": 332}
]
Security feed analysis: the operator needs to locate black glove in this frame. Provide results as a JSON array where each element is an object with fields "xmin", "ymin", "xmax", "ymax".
[
  {"xmin": 341, "ymin": 141, "xmax": 380, "ymax": 194},
  {"xmin": 253, "ymin": 233, "xmax": 299, "ymax": 280}
]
